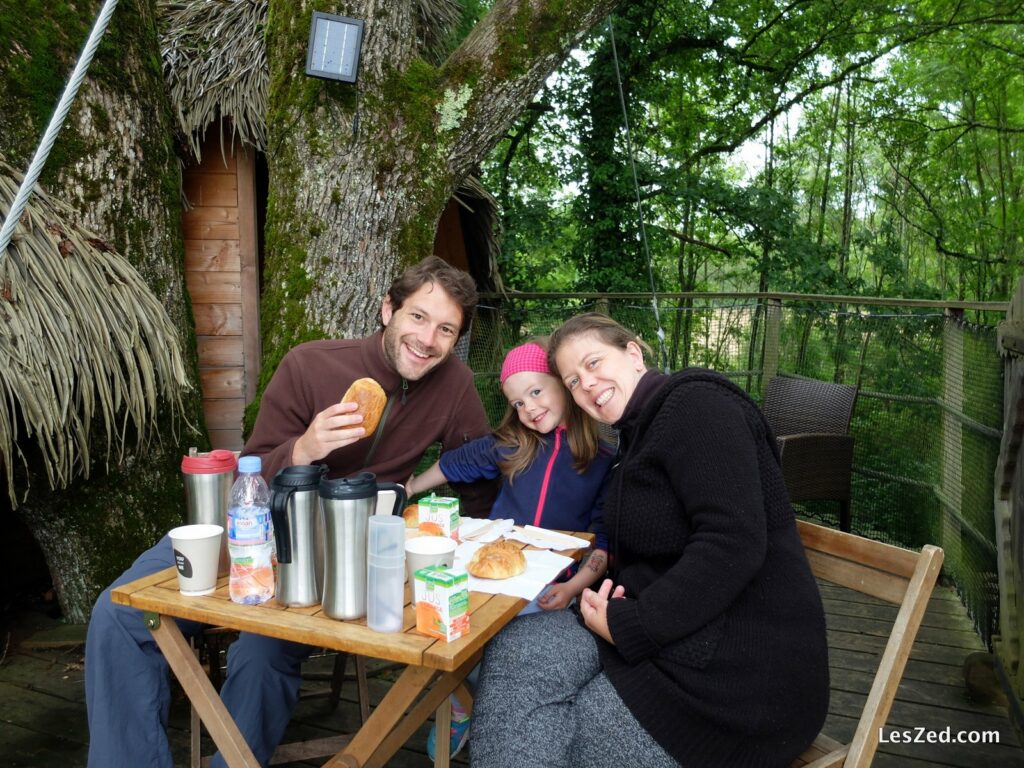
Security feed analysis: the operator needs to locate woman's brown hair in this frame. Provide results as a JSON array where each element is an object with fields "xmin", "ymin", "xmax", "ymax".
[{"xmin": 547, "ymin": 312, "xmax": 652, "ymax": 378}]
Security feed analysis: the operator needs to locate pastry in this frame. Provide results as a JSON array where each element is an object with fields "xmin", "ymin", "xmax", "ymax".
[
  {"xmin": 466, "ymin": 540, "xmax": 527, "ymax": 579},
  {"xmin": 340, "ymin": 378, "xmax": 387, "ymax": 437},
  {"xmin": 402, "ymin": 503, "xmax": 419, "ymax": 529}
]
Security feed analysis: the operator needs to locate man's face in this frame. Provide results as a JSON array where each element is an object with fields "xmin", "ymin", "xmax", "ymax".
[{"xmin": 381, "ymin": 282, "xmax": 463, "ymax": 381}]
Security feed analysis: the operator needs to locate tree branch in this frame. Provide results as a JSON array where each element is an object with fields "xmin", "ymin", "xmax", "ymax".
[
  {"xmin": 652, "ymin": 224, "xmax": 733, "ymax": 256},
  {"xmin": 441, "ymin": 0, "xmax": 624, "ymax": 181}
]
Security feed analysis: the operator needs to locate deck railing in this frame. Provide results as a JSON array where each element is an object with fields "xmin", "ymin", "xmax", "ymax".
[{"xmin": 465, "ymin": 291, "xmax": 1006, "ymax": 645}]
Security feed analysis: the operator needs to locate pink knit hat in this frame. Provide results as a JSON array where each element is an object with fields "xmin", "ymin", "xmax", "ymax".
[{"xmin": 499, "ymin": 342, "xmax": 550, "ymax": 385}]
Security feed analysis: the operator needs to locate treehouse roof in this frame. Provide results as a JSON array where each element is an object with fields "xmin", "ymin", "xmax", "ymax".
[
  {"xmin": 158, "ymin": 0, "xmax": 503, "ymax": 292},
  {"xmin": 0, "ymin": 157, "xmax": 190, "ymax": 508}
]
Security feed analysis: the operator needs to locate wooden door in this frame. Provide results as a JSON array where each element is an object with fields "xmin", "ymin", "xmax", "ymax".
[{"xmin": 182, "ymin": 135, "xmax": 260, "ymax": 450}]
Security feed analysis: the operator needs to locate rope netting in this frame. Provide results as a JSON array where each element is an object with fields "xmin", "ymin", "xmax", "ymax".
[{"xmin": 463, "ymin": 296, "xmax": 1004, "ymax": 644}]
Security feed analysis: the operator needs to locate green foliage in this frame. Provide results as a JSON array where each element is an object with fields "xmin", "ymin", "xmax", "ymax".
[{"xmin": 481, "ymin": 0, "xmax": 1024, "ymax": 304}]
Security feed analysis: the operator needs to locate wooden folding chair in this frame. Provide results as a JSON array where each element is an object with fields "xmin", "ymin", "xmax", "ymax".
[{"xmin": 792, "ymin": 520, "xmax": 944, "ymax": 768}]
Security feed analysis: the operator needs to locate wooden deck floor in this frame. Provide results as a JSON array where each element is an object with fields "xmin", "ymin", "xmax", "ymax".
[{"xmin": 2, "ymin": 580, "xmax": 1022, "ymax": 767}]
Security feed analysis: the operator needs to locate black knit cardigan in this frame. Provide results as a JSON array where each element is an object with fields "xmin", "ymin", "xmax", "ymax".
[{"xmin": 600, "ymin": 369, "xmax": 829, "ymax": 767}]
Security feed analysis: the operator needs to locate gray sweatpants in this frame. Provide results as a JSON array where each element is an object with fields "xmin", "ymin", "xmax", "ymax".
[{"xmin": 471, "ymin": 609, "xmax": 680, "ymax": 768}]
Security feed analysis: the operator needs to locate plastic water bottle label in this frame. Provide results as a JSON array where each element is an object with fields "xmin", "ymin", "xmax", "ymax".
[{"xmin": 229, "ymin": 507, "xmax": 270, "ymax": 543}]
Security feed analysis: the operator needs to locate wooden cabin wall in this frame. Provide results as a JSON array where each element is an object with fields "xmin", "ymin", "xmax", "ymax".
[{"xmin": 182, "ymin": 139, "xmax": 260, "ymax": 450}]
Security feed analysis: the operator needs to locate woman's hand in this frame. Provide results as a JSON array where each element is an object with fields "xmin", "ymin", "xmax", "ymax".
[
  {"xmin": 537, "ymin": 582, "xmax": 577, "ymax": 611},
  {"xmin": 579, "ymin": 579, "xmax": 626, "ymax": 644}
]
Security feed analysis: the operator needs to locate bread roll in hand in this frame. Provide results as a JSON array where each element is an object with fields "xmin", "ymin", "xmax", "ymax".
[{"xmin": 340, "ymin": 378, "xmax": 387, "ymax": 438}]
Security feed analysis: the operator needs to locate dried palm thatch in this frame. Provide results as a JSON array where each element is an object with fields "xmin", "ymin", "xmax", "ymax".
[
  {"xmin": 453, "ymin": 175, "xmax": 505, "ymax": 294},
  {"xmin": 158, "ymin": 0, "xmax": 461, "ymax": 160},
  {"xmin": 0, "ymin": 158, "xmax": 191, "ymax": 508},
  {"xmin": 159, "ymin": 0, "xmax": 269, "ymax": 161}
]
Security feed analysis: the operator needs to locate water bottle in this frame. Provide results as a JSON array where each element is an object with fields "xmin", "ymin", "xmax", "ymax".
[{"xmin": 227, "ymin": 455, "xmax": 275, "ymax": 605}]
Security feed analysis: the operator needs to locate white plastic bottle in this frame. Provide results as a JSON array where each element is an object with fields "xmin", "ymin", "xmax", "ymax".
[{"xmin": 227, "ymin": 455, "xmax": 274, "ymax": 605}]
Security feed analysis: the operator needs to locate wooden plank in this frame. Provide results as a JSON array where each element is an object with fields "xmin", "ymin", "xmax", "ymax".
[
  {"xmin": 208, "ymin": 429, "xmax": 244, "ymax": 452},
  {"xmin": 116, "ymin": 586, "xmax": 435, "ymax": 666},
  {"xmin": 819, "ymin": 581, "xmax": 967, "ymax": 617},
  {"xmin": 193, "ymin": 304, "xmax": 242, "ymax": 336},
  {"xmin": 185, "ymin": 240, "xmax": 241, "ymax": 272},
  {"xmin": 0, "ymin": 681, "xmax": 89, "ymax": 743},
  {"xmin": 826, "ymin": 611, "xmax": 985, "ymax": 650},
  {"xmin": 183, "ymin": 208, "xmax": 240, "ymax": 240},
  {"xmin": 203, "ymin": 399, "xmax": 244, "ymax": 431},
  {"xmin": 184, "ymin": 172, "xmax": 238, "ymax": 207},
  {"xmin": 237, "ymin": 147, "xmax": 261, "ymax": 403},
  {"xmin": 799, "ymin": 520, "xmax": 920, "ymax": 580},
  {"xmin": 197, "ymin": 337, "xmax": 244, "ymax": 367},
  {"xmin": 186, "ymin": 271, "xmax": 242, "ymax": 304},
  {"xmin": 808, "ymin": 549, "xmax": 909, "ymax": 604},
  {"xmin": 823, "ymin": 590, "xmax": 969, "ymax": 630},
  {"xmin": 200, "ymin": 368, "xmax": 246, "ymax": 399},
  {"xmin": 194, "ymin": 148, "xmax": 237, "ymax": 174},
  {"xmin": 828, "ymin": 661, "xmax": 1007, "ymax": 717},
  {"xmin": 826, "ymin": 629, "xmax": 972, "ymax": 667},
  {"xmin": 827, "ymin": 646, "xmax": 967, "ymax": 688},
  {"xmin": 831, "ymin": 688, "xmax": 1021, "ymax": 749},
  {"xmin": 0, "ymin": 654, "xmax": 85, "ymax": 703},
  {"xmin": 823, "ymin": 711, "xmax": 1018, "ymax": 767},
  {"xmin": 0, "ymin": 718, "xmax": 86, "ymax": 765}
]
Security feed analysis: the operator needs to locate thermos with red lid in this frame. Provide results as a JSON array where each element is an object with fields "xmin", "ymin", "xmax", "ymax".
[{"xmin": 181, "ymin": 449, "xmax": 238, "ymax": 573}]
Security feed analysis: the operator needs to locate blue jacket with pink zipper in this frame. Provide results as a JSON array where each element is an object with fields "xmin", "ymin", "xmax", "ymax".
[{"xmin": 438, "ymin": 426, "xmax": 613, "ymax": 552}]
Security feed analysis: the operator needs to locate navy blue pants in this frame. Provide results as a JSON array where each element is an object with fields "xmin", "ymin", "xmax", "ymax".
[{"xmin": 84, "ymin": 536, "xmax": 311, "ymax": 767}]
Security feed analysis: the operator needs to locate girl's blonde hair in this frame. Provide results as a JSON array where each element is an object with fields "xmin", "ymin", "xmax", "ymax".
[{"xmin": 492, "ymin": 338, "xmax": 601, "ymax": 481}]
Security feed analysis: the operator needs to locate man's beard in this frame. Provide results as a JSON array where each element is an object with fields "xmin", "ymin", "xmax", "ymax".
[{"xmin": 382, "ymin": 324, "xmax": 443, "ymax": 381}]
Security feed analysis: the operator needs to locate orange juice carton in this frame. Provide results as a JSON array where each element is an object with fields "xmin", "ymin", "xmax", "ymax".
[
  {"xmin": 418, "ymin": 494, "xmax": 461, "ymax": 540},
  {"xmin": 414, "ymin": 566, "xmax": 470, "ymax": 642}
]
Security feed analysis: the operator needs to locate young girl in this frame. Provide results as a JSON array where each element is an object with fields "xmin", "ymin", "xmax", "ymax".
[{"xmin": 405, "ymin": 340, "xmax": 615, "ymax": 758}]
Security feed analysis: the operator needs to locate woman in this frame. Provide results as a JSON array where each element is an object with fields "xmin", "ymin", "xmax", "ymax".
[{"xmin": 470, "ymin": 313, "xmax": 829, "ymax": 768}]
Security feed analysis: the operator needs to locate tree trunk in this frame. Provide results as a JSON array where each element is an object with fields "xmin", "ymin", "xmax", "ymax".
[
  {"xmin": 259, "ymin": 0, "xmax": 623, "ymax": 379},
  {"xmin": 0, "ymin": 0, "xmax": 203, "ymax": 621}
]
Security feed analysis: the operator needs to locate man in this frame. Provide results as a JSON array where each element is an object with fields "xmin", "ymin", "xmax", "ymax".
[{"xmin": 85, "ymin": 256, "xmax": 498, "ymax": 768}]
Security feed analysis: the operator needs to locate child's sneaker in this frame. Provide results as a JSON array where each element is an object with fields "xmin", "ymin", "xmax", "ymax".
[{"xmin": 426, "ymin": 714, "xmax": 471, "ymax": 760}]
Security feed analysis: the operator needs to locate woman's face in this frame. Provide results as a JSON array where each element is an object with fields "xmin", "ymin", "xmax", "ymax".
[{"xmin": 554, "ymin": 332, "xmax": 646, "ymax": 424}]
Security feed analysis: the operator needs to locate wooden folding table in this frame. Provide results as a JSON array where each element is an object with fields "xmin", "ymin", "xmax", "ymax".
[{"xmin": 110, "ymin": 532, "xmax": 591, "ymax": 768}]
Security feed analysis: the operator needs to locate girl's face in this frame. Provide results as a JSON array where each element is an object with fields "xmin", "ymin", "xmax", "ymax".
[
  {"xmin": 554, "ymin": 333, "xmax": 646, "ymax": 424},
  {"xmin": 501, "ymin": 371, "xmax": 567, "ymax": 434}
]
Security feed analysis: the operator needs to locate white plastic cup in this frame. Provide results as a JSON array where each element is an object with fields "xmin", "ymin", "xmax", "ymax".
[
  {"xmin": 367, "ymin": 516, "xmax": 407, "ymax": 632},
  {"xmin": 367, "ymin": 554, "xmax": 405, "ymax": 633},
  {"xmin": 169, "ymin": 524, "xmax": 224, "ymax": 596},
  {"xmin": 404, "ymin": 535, "xmax": 457, "ymax": 582}
]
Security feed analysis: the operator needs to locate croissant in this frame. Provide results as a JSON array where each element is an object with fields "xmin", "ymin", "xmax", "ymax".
[
  {"xmin": 467, "ymin": 540, "xmax": 527, "ymax": 580},
  {"xmin": 340, "ymin": 378, "xmax": 387, "ymax": 438},
  {"xmin": 402, "ymin": 504, "xmax": 419, "ymax": 529}
]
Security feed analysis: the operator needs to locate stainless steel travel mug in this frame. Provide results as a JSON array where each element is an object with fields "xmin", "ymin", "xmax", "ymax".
[
  {"xmin": 181, "ymin": 449, "xmax": 237, "ymax": 574},
  {"xmin": 270, "ymin": 465, "xmax": 326, "ymax": 607},
  {"xmin": 319, "ymin": 472, "xmax": 406, "ymax": 620}
]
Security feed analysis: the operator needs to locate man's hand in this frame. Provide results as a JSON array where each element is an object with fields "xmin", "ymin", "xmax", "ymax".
[
  {"xmin": 579, "ymin": 578, "xmax": 626, "ymax": 644},
  {"xmin": 291, "ymin": 402, "xmax": 366, "ymax": 465}
]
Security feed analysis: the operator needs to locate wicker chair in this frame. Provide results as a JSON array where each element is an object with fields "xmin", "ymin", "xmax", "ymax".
[{"xmin": 762, "ymin": 376, "xmax": 859, "ymax": 532}]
